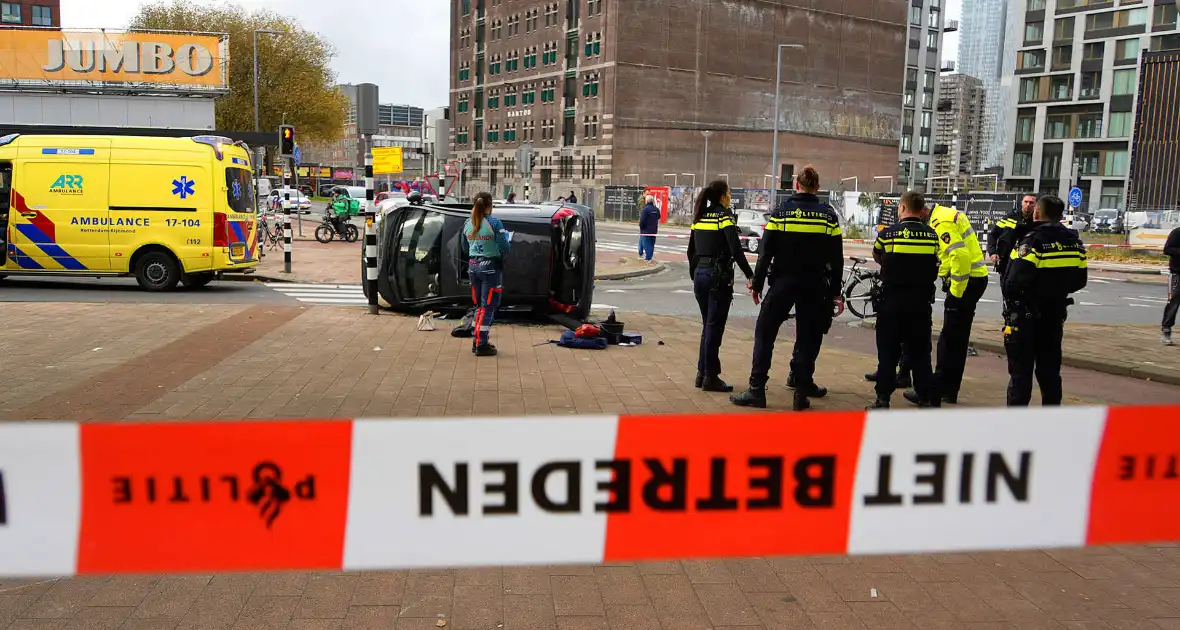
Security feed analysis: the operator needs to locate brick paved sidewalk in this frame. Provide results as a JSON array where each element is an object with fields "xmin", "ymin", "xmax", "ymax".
[{"xmin": 3, "ymin": 303, "xmax": 1180, "ymax": 629}]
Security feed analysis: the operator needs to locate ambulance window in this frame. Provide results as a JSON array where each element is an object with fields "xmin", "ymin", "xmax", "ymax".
[{"xmin": 225, "ymin": 167, "xmax": 254, "ymax": 213}]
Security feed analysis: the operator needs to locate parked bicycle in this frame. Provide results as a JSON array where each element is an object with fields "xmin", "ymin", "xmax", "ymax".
[
  {"xmin": 314, "ymin": 211, "xmax": 359, "ymax": 243},
  {"xmin": 258, "ymin": 214, "xmax": 285, "ymax": 252},
  {"xmin": 841, "ymin": 256, "xmax": 881, "ymax": 320}
]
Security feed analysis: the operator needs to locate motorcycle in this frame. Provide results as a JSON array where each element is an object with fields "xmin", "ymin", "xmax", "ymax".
[{"xmin": 314, "ymin": 209, "xmax": 359, "ymax": 243}]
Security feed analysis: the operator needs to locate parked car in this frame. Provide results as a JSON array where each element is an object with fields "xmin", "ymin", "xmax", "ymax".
[
  {"xmin": 298, "ymin": 184, "xmax": 314, "ymax": 197},
  {"xmin": 376, "ymin": 191, "xmax": 409, "ymax": 213},
  {"xmin": 266, "ymin": 188, "xmax": 313, "ymax": 214},
  {"xmin": 365, "ymin": 201, "xmax": 596, "ymax": 321},
  {"xmin": 1090, "ymin": 208, "xmax": 1124, "ymax": 234},
  {"xmin": 1064, "ymin": 211, "xmax": 1089, "ymax": 233},
  {"xmin": 734, "ymin": 209, "xmax": 770, "ymax": 253},
  {"xmin": 317, "ymin": 183, "xmax": 338, "ymax": 197}
]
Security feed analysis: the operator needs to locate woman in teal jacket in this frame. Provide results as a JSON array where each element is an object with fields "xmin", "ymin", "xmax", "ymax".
[{"xmin": 462, "ymin": 192, "xmax": 512, "ymax": 356}]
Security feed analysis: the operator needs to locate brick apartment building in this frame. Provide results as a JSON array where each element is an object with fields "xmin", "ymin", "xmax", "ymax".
[
  {"xmin": 0, "ymin": 0, "xmax": 59, "ymax": 27},
  {"xmin": 450, "ymin": 0, "xmax": 907, "ymax": 201}
]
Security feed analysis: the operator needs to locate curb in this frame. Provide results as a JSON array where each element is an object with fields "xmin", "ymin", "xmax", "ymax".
[
  {"xmin": 595, "ymin": 261, "xmax": 667, "ymax": 281},
  {"xmin": 850, "ymin": 318, "xmax": 1180, "ymax": 386}
]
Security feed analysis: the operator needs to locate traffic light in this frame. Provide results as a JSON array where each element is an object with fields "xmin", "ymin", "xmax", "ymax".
[
  {"xmin": 279, "ymin": 125, "xmax": 295, "ymax": 157},
  {"xmin": 529, "ymin": 153, "xmax": 537, "ymax": 172}
]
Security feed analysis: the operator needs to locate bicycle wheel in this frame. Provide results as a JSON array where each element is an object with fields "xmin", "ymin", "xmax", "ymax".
[
  {"xmin": 315, "ymin": 224, "xmax": 334, "ymax": 243},
  {"xmin": 344, "ymin": 224, "xmax": 360, "ymax": 242},
  {"xmin": 844, "ymin": 276, "xmax": 878, "ymax": 320}
]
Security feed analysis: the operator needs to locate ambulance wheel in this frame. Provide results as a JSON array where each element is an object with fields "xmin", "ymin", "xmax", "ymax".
[
  {"xmin": 134, "ymin": 250, "xmax": 181, "ymax": 292},
  {"xmin": 182, "ymin": 272, "xmax": 214, "ymax": 289}
]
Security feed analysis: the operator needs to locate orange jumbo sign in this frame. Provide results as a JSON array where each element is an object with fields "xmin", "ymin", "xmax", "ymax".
[{"xmin": 0, "ymin": 29, "xmax": 228, "ymax": 90}]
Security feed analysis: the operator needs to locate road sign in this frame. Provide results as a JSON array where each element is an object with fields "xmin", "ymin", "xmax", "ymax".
[
  {"xmin": 1068, "ymin": 187, "xmax": 1083, "ymax": 207},
  {"xmin": 373, "ymin": 147, "xmax": 404, "ymax": 175},
  {"xmin": 293, "ymin": 145, "xmax": 302, "ymax": 165}
]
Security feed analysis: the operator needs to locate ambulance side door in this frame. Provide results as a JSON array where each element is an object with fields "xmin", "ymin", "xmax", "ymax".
[
  {"xmin": 10, "ymin": 144, "xmax": 112, "ymax": 271},
  {"xmin": 108, "ymin": 153, "xmax": 210, "ymax": 273}
]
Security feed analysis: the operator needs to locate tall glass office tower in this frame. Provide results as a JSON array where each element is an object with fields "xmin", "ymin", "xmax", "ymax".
[{"xmin": 957, "ymin": 0, "xmax": 1011, "ymax": 168}]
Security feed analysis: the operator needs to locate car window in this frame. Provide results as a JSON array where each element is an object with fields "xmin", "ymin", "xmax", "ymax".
[
  {"xmin": 394, "ymin": 208, "xmax": 445, "ymax": 300},
  {"xmin": 224, "ymin": 167, "xmax": 254, "ymax": 212}
]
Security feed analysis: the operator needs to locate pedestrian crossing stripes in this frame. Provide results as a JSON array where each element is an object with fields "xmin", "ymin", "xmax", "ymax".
[
  {"xmin": 266, "ymin": 282, "xmax": 368, "ymax": 306},
  {"xmin": 596, "ymin": 239, "xmax": 682, "ymax": 255}
]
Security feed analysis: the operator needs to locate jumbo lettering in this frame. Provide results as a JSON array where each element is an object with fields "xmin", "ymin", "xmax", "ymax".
[{"xmin": 41, "ymin": 39, "xmax": 215, "ymax": 77}]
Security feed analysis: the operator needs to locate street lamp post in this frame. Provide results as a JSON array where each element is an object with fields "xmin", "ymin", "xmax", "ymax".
[
  {"xmin": 664, "ymin": 173, "xmax": 678, "ymax": 187},
  {"xmin": 873, "ymin": 175, "xmax": 895, "ymax": 193},
  {"xmin": 770, "ymin": 44, "xmax": 806, "ymax": 191},
  {"xmin": 681, "ymin": 173, "xmax": 697, "ymax": 188},
  {"xmin": 701, "ymin": 130, "xmax": 712, "ymax": 186},
  {"xmin": 840, "ymin": 176, "xmax": 859, "ymax": 192}
]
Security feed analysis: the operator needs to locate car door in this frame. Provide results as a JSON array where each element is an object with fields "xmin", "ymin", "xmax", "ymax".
[{"xmin": 10, "ymin": 143, "xmax": 112, "ymax": 271}]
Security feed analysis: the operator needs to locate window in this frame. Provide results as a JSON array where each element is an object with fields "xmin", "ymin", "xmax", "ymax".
[
  {"xmin": 393, "ymin": 208, "xmax": 445, "ymax": 300},
  {"xmin": 927, "ymin": 30, "xmax": 939, "ymax": 49},
  {"xmin": 1077, "ymin": 113, "xmax": 1102, "ymax": 138},
  {"xmin": 582, "ymin": 73, "xmax": 600, "ymax": 98},
  {"xmin": 921, "ymin": 91, "xmax": 933, "ymax": 109},
  {"xmin": 924, "ymin": 70, "xmax": 936, "ymax": 90},
  {"xmin": 457, "ymin": 94, "xmax": 470, "ymax": 113},
  {"xmin": 225, "ymin": 168, "xmax": 255, "ymax": 213},
  {"xmin": 461, "ymin": 0, "xmax": 471, "ymax": 15},
  {"xmin": 920, "ymin": 111, "xmax": 932, "ymax": 130},
  {"xmin": 1018, "ymin": 50, "xmax": 1046, "ymax": 70},
  {"xmin": 1103, "ymin": 150, "xmax": 1129, "ymax": 176},
  {"xmin": 904, "ymin": 90, "xmax": 915, "ymax": 107},
  {"xmin": 588, "ymin": 0, "xmax": 604, "ymax": 16},
  {"xmin": 1041, "ymin": 152, "xmax": 1062, "ymax": 179},
  {"xmin": 1100, "ymin": 185, "xmax": 1124, "ymax": 209},
  {"xmin": 1080, "ymin": 71, "xmax": 1102, "ymax": 98},
  {"xmin": 906, "ymin": 67, "xmax": 919, "ymax": 85},
  {"xmin": 1152, "ymin": 33, "xmax": 1180, "ymax": 51},
  {"xmin": 491, "ymin": 19, "xmax": 502, "ymax": 41},
  {"xmin": 915, "ymin": 161, "xmax": 929, "ymax": 185},
  {"xmin": 31, "ymin": 5, "xmax": 51, "ymax": 26},
  {"xmin": 1019, "ymin": 77, "xmax": 1041, "ymax": 102},
  {"xmin": 1086, "ymin": 8, "xmax": 1148, "ymax": 31},
  {"xmin": 910, "ymin": 5, "xmax": 922, "ymax": 25},
  {"xmin": 1112, "ymin": 68, "xmax": 1136, "ymax": 94},
  {"xmin": 1054, "ymin": 16, "xmax": 1075, "ymax": 41},
  {"xmin": 1028, "ymin": 0, "xmax": 1046, "ymax": 9},
  {"xmin": 1025, "ymin": 21, "xmax": 1044, "ymax": 43},
  {"xmin": 919, "ymin": 135, "xmax": 931, "ymax": 153},
  {"xmin": 1108, "ymin": 111, "xmax": 1133, "ymax": 137},
  {"xmin": 901, "ymin": 136, "xmax": 913, "ymax": 153},
  {"xmin": 1052, "ymin": 45, "xmax": 1073, "ymax": 68},
  {"xmin": 1083, "ymin": 42, "xmax": 1104, "ymax": 61},
  {"xmin": 1013, "ymin": 152, "xmax": 1033, "ymax": 176},
  {"xmin": 545, "ymin": 3, "xmax": 559, "ymax": 27},
  {"xmin": 1155, "ymin": 3, "xmax": 1178, "ymax": 28},
  {"xmin": 1045, "ymin": 114, "xmax": 1070, "ymax": 139},
  {"xmin": 585, "ymin": 32, "xmax": 602, "ymax": 57},
  {"xmin": 903, "ymin": 109, "xmax": 915, "ymax": 129},
  {"xmin": 1077, "ymin": 150, "xmax": 1100, "ymax": 175},
  {"xmin": 1115, "ymin": 38, "xmax": 1141, "ymax": 62},
  {"xmin": 1016, "ymin": 114, "xmax": 1036, "ymax": 142},
  {"xmin": 1050, "ymin": 74, "xmax": 1073, "ymax": 100},
  {"xmin": 487, "ymin": 90, "xmax": 499, "ymax": 109}
]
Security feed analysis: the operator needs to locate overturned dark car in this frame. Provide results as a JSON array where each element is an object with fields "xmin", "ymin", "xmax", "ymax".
[{"xmin": 363, "ymin": 201, "xmax": 596, "ymax": 321}]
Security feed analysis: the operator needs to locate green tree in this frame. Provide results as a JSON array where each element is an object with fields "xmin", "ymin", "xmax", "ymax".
[{"xmin": 129, "ymin": 1, "xmax": 348, "ymax": 143}]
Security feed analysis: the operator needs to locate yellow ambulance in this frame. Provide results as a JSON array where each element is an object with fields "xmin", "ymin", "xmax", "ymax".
[{"xmin": 0, "ymin": 134, "xmax": 259, "ymax": 290}]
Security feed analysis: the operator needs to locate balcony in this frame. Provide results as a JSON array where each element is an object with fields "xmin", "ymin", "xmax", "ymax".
[
  {"xmin": 941, "ymin": 60, "xmax": 956, "ymax": 72},
  {"xmin": 944, "ymin": 20, "xmax": 959, "ymax": 32},
  {"xmin": 937, "ymin": 98, "xmax": 953, "ymax": 111}
]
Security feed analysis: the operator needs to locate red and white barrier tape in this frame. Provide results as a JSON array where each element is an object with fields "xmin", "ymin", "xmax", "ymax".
[{"xmin": 2, "ymin": 406, "xmax": 1177, "ymax": 576}]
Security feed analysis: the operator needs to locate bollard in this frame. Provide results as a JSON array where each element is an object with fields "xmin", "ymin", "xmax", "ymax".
[
  {"xmin": 364, "ymin": 142, "xmax": 378, "ymax": 315},
  {"xmin": 438, "ymin": 174, "xmax": 445, "ymax": 202},
  {"xmin": 283, "ymin": 194, "xmax": 292, "ymax": 274}
]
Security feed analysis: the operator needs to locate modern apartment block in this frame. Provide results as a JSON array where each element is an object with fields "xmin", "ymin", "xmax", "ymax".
[
  {"xmin": 450, "ymin": 0, "xmax": 909, "ymax": 201},
  {"xmin": 302, "ymin": 85, "xmax": 433, "ymax": 177},
  {"xmin": 898, "ymin": 0, "xmax": 953, "ymax": 191},
  {"xmin": 931, "ymin": 74, "xmax": 988, "ymax": 191},
  {"xmin": 1003, "ymin": 0, "xmax": 1180, "ymax": 210},
  {"xmin": 957, "ymin": 0, "xmax": 1014, "ymax": 168}
]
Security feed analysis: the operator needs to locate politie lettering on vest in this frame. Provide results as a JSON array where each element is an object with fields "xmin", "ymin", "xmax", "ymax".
[
  {"xmin": 860, "ymin": 451, "xmax": 1031, "ymax": 506},
  {"xmin": 418, "ymin": 455, "xmax": 838, "ymax": 517}
]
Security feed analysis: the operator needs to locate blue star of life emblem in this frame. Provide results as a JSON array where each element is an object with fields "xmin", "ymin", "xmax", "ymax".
[
  {"xmin": 232, "ymin": 180, "xmax": 242, "ymax": 199},
  {"xmin": 172, "ymin": 176, "xmax": 195, "ymax": 199}
]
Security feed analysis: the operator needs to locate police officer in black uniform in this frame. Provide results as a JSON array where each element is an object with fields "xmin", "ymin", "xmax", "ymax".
[
  {"xmin": 731, "ymin": 166, "xmax": 843, "ymax": 411},
  {"xmin": 989, "ymin": 193, "xmax": 1037, "ymax": 287},
  {"xmin": 868, "ymin": 191, "xmax": 941, "ymax": 408},
  {"xmin": 688, "ymin": 180, "xmax": 754, "ymax": 392},
  {"xmin": 1002, "ymin": 195, "xmax": 1088, "ymax": 406}
]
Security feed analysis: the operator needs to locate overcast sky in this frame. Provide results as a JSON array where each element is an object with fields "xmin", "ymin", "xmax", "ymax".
[
  {"xmin": 61, "ymin": 0, "xmax": 961, "ymax": 107},
  {"xmin": 60, "ymin": 0, "xmax": 451, "ymax": 109}
]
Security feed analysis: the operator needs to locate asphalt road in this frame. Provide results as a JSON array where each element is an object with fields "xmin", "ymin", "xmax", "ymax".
[
  {"xmin": 0, "ymin": 276, "xmax": 297, "ymax": 305},
  {"xmin": 594, "ymin": 226, "xmax": 1171, "ymax": 326}
]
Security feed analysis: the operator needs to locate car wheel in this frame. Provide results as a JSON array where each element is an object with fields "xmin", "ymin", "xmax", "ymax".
[
  {"xmin": 746, "ymin": 236, "xmax": 759, "ymax": 253},
  {"xmin": 182, "ymin": 272, "xmax": 215, "ymax": 288},
  {"xmin": 134, "ymin": 251, "xmax": 181, "ymax": 292}
]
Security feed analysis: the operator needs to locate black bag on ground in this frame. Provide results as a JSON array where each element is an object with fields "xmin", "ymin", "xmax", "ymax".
[{"xmin": 451, "ymin": 308, "xmax": 476, "ymax": 338}]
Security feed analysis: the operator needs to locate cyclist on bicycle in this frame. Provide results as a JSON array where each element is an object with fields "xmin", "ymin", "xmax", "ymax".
[{"xmin": 327, "ymin": 189, "xmax": 351, "ymax": 236}]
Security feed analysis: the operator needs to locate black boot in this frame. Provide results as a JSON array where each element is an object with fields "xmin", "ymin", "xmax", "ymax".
[
  {"xmin": 475, "ymin": 344, "xmax": 498, "ymax": 357},
  {"xmin": 867, "ymin": 398, "xmax": 890, "ymax": 409},
  {"xmin": 864, "ymin": 371, "xmax": 879, "ymax": 382},
  {"xmin": 787, "ymin": 372, "xmax": 798, "ymax": 388},
  {"xmin": 942, "ymin": 393, "xmax": 958, "ymax": 405},
  {"xmin": 730, "ymin": 387, "xmax": 767, "ymax": 408},
  {"xmin": 792, "ymin": 391, "xmax": 811, "ymax": 412},
  {"xmin": 903, "ymin": 390, "xmax": 941, "ymax": 408},
  {"xmin": 701, "ymin": 375, "xmax": 734, "ymax": 393},
  {"xmin": 695, "ymin": 372, "xmax": 704, "ymax": 388},
  {"xmin": 795, "ymin": 383, "xmax": 828, "ymax": 398}
]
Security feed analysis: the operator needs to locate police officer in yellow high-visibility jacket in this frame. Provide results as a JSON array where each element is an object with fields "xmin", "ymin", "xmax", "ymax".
[{"xmin": 915, "ymin": 204, "xmax": 989, "ymax": 406}]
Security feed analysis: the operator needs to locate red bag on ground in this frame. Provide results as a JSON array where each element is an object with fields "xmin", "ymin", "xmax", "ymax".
[{"xmin": 575, "ymin": 324, "xmax": 601, "ymax": 338}]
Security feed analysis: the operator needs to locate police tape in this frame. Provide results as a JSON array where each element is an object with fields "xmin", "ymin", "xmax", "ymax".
[
  {"xmin": 1, "ymin": 406, "xmax": 1176, "ymax": 577},
  {"xmin": 637, "ymin": 234, "xmax": 877, "ymax": 244}
]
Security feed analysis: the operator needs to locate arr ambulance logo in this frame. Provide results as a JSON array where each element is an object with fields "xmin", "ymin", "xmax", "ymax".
[{"xmin": 49, "ymin": 174, "xmax": 84, "ymax": 195}]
